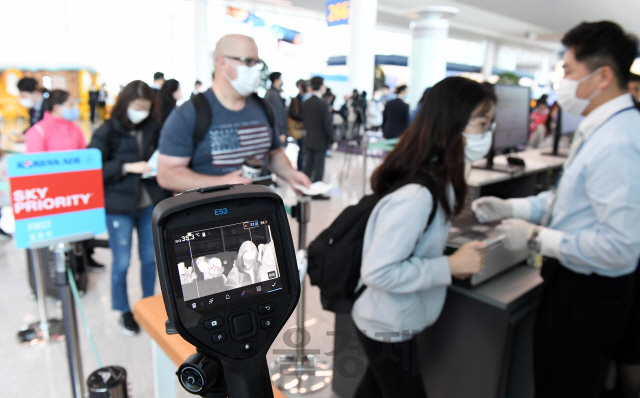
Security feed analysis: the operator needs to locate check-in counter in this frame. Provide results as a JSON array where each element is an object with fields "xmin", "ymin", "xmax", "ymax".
[{"xmin": 332, "ymin": 150, "xmax": 564, "ymax": 398}]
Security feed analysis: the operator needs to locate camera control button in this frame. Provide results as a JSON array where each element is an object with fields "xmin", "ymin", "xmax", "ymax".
[
  {"xmin": 260, "ymin": 318, "xmax": 273, "ymax": 329},
  {"xmin": 240, "ymin": 341, "xmax": 253, "ymax": 352},
  {"xmin": 211, "ymin": 332, "xmax": 226, "ymax": 343},
  {"xmin": 203, "ymin": 317, "xmax": 224, "ymax": 330},
  {"xmin": 231, "ymin": 314, "xmax": 254, "ymax": 336},
  {"xmin": 258, "ymin": 303, "xmax": 275, "ymax": 315}
]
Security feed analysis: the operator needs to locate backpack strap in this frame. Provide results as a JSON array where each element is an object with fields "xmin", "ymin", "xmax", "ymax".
[
  {"xmin": 418, "ymin": 174, "xmax": 438, "ymax": 230},
  {"xmin": 192, "ymin": 93, "xmax": 212, "ymax": 148},
  {"xmin": 251, "ymin": 93, "xmax": 276, "ymax": 133}
]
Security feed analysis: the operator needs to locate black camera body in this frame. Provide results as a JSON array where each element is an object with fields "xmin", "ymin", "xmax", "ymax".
[{"xmin": 152, "ymin": 185, "xmax": 301, "ymax": 397}]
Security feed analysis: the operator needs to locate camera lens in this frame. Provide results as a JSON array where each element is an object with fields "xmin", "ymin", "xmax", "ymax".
[
  {"xmin": 179, "ymin": 367, "xmax": 204, "ymax": 393},
  {"xmin": 177, "ymin": 352, "xmax": 222, "ymax": 395}
]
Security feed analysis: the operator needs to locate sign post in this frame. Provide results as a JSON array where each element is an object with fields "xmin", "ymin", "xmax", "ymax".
[{"xmin": 8, "ymin": 149, "xmax": 106, "ymax": 398}]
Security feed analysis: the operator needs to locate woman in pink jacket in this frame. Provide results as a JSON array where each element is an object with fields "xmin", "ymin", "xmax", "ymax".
[{"xmin": 25, "ymin": 89, "xmax": 86, "ymax": 153}]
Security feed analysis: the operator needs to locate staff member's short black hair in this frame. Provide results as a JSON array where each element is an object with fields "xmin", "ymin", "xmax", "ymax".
[
  {"xmin": 154, "ymin": 72, "xmax": 165, "ymax": 80},
  {"xmin": 396, "ymin": 85, "xmax": 408, "ymax": 95},
  {"xmin": 269, "ymin": 72, "xmax": 282, "ymax": 83},
  {"xmin": 310, "ymin": 76, "xmax": 324, "ymax": 91},
  {"xmin": 630, "ymin": 73, "xmax": 640, "ymax": 82},
  {"xmin": 562, "ymin": 21, "xmax": 638, "ymax": 89},
  {"xmin": 17, "ymin": 77, "xmax": 38, "ymax": 93},
  {"xmin": 194, "ymin": 80, "xmax": 202, "ymax": 86}
]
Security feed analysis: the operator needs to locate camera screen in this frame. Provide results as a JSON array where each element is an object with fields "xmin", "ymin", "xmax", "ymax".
[{"xmin": 168, "ymin": 212, "xmax": 283, "ymax": 310}]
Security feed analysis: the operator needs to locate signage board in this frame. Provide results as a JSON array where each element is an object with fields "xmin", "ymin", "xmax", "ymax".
[
  {"xmin": 326, "ymin": 0, "xmax": 349, "ymax": 27},
  {"xmin": 7, "ymin": 149, "xmax": 106, "ymax": 249}
]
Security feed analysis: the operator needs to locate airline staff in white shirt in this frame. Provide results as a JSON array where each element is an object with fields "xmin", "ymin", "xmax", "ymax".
[{"xmin": 473, "ymin": 21, "xmax": 640, "ymax": 398}]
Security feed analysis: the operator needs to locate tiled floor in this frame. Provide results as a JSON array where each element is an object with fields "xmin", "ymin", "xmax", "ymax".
[{"xmin": 0, "ymin": 147, "xmax": 382, "ymax": 398}]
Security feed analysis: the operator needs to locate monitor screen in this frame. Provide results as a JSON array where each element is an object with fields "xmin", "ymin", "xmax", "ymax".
[
  {"xmin": 166, "ymin": 212, "xmax": 284, "ymax": 311},
  {"xmin": 493, "ymin": 85, "xmax": 531, "ymax": 150},
  {"xmin": 560, "ymin": 108, "xmax": 583, "ymax": 135}
]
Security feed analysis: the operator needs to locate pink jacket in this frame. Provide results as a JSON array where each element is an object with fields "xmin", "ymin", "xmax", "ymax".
[{"xmin": 25, "ymin": 112, "xmax": 87, "ymax": 153}]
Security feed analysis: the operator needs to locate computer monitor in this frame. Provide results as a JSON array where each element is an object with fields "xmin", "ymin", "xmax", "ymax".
[
  {"xmin": 478, "ymin": 85, "xmax": 531, "ymax": 172},
  {"xmin": 492, "ymin": 85, "xmax": 531, "ymax": 151},
  {"xmin": 549, "ymin": 108, "xmax": 583, "ymax": 156}
]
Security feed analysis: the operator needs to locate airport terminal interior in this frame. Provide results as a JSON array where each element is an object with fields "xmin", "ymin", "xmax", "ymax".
[{"xmin": 2, "ymin": 1, "xmax": 640, "ymax": 397}]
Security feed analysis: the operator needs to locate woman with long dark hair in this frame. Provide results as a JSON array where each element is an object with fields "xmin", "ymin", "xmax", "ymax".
[
  {"xmin": 160, "ymin": 79, "xmax": 182, "ymax": 122},
  {"xmin": 351, "ymin": 76, "xmax": 495, "ymax": 397},
  {"xmin": 88, "ymin": 80, "xmax": 169, "ymax": 335}
]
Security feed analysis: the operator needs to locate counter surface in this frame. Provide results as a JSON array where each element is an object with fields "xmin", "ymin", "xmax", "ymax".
[
  {"xmin": 451, "ymin": 265, "xmax": 543, "ymax": 311},
  {"xmin": 133, "ymin": 295, "xmax": 288, "ymax": 398},
  {"xmin": 467, "ymin": 149, "xmax": 565, "ymax": 187}
]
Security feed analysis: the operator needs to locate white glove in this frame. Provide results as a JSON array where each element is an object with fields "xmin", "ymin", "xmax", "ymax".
[
  {"xmin": 471, "ymin": 196, "xmax": 513, "ymax": 223},
  {"xmin": 496, "ymin": 219, "xmax": 536, "ymax": 251}
]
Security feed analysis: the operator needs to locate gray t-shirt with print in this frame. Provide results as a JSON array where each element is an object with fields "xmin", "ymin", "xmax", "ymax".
[{"xmin": 158, "ymin": 88, "xmax": 280, "ymax": 176}]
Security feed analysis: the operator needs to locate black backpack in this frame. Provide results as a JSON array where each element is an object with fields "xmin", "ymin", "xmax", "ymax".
[
  {"xmin": 190, "ymin": 92, "xmax": 276, "ymax": 148},
  {"xmin": 307, "ymin": 175, "xmax": 438, "ymax": 313}
]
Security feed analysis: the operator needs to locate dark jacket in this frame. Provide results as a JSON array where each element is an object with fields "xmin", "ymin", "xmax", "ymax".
[
  {"xmin": 302, "ymin": 95, "xmax": 333, "ymax": 151},
  {"xmin": 88, "ymin": 118, "xmax": 169, "ymax": 214},
  {"xmin": 382, "ymin": 98, "xmax": 410, "ymax": 139},
  {"xmin": 162, "ymin": 99, "xmax": 177, "ymax": 122},
  {"xmin": 288, "ymin": 94, "xmax": 304, "ymax": 122},
  {"xmin": 264, "ymin": 87, "xmax": 288, "ymax": 136}
]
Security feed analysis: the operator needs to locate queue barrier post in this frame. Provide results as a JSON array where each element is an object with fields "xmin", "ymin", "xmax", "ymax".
[{"xmin": 269, "ymin": 197, "xmax": 333, "ymax": 394}]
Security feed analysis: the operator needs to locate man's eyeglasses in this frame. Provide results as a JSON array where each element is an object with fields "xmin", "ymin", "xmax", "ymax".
[{"xmin": 224, "ymin": 56, "xmax": 264, "ymax": 68}]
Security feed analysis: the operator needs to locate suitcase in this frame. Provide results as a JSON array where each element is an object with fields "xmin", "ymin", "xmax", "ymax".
[{"xmin": 27, "ymin": 243, "xmax": 89, "ymax": 299}]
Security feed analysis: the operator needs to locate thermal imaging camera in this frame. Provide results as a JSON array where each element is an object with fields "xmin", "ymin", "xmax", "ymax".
[{"xmin": 152, "ymin": 184, "xmax": 301, "ymax": 397}]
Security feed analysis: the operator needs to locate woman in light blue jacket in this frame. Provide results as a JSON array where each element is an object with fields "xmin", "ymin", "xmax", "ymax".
[{"xmin": 352, "ymin": 77, "xmax": 495, "ymax": 397}]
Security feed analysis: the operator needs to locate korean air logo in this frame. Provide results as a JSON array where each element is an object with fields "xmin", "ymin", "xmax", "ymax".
[{"xmin": 17, "ymin": 157, "xmax": 81, "ymax": 169}]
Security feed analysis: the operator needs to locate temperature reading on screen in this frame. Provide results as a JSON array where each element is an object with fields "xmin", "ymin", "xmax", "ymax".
[{"xmin": 243, "ymin": 221, "xmax": 259, "ymax": 229}]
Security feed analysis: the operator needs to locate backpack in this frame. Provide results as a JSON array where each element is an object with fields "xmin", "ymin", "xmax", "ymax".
[
  {"xmin": 190, "ymin": 92, "xmax": 276, "ymax": 149},
  {"xmin": 307, "ymin": 174, "xmax": 438, "ymax": 313}
]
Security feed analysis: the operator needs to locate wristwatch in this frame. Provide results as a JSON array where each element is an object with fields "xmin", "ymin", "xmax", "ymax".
[{"xmin": 527, "ymin": 226, "xmax": 542, "ymax": 253}]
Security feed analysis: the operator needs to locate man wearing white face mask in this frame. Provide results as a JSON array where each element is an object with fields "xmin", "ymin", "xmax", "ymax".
[
  {"xmin": 17, "ymin": 77, "xmax": 47, "ymax": 133},
  {"xmin": 157, "ymin": 34, "xmax": 311, "ymax": 194},
  {"xmin": 472, "ymin": 22, "xmax": 640, "ymax": 397}
]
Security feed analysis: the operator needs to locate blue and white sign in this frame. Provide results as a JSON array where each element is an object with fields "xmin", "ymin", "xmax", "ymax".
[{"xmin": 7, "ymin": 149, "xmax": 106, "ymax": 249}]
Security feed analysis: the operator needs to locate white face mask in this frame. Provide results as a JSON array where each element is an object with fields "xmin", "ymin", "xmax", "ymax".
[
  {"xmin": 242, "ymin": 251, "xmax": 256, "ymax": 270},
  {"xmin": 463, "ymin": 131, "xmax": 493, "ymax": 163},
  {"xmin": 557, "ymin": 67, "xmax": 602, "ymax": 116},
  {"xmin": 19, "ymin": 97, "xmax": 35, "ymax": 109},
  {"xmin": 225, "ymin": 64, "xmax": 261, "ymax": 97},
  {"xmin": 127, "ymin": 108, "xmax": 149, "ymax": 125}
]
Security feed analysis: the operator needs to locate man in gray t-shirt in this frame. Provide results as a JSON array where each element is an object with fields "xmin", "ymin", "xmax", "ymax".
[{"xmin": 157, "ymin": 34, "xmax": 310, "ymax": 193}]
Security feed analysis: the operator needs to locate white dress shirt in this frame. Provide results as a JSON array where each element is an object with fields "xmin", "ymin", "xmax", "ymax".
[{"xmin": 511, "ymin": 94, "xmax": 640, "ymax": 276}]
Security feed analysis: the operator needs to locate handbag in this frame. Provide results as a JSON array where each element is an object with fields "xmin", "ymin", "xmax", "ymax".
[{"xmin": 287, "ymin": 97, "xmax": 304, "ymax": 140}]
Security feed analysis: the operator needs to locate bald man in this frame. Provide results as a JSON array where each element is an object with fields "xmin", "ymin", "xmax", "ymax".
[{"xmin": 157, "ymin": 34, "xmax": 311, "ymax": 192}]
